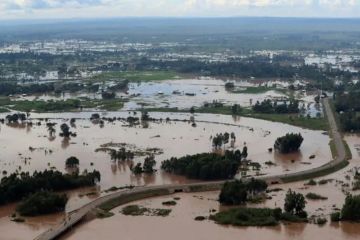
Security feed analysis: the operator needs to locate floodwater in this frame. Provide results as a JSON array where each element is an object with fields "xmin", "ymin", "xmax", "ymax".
[
  {"xmin": 62, "ymin": 134, "xmax": 360, "ymax": 240},
  {"xmin": 0, "ymin": 111, "xmax": 332, "ymax": 239},
  {"xmin": 14, "ymin": 78, "xmax": 291, "ymax": 110}
]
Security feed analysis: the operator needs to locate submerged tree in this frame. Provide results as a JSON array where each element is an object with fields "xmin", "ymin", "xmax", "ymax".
[
  {"xmin": 274, "ymin": 133, "xmax": 303, "ymax": 153},
  {"xmin": 284, "ymin": 189, "xmax": 307, "ymax": 218}
]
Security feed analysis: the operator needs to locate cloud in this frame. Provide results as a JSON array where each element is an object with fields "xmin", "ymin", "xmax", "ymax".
[{"xmin": 0, "ymin": 0, "xmax": 359, "ymax": 19}]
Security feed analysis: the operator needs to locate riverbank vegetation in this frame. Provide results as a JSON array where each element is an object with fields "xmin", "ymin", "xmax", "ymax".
[{"xmin": 0, "ymin": 170, "xmax": 100, "ymax": 205}]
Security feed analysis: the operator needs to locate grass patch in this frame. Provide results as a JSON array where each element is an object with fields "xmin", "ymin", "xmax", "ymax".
[
  {"xmin": 95, "ymin": 209, "xmax": 115, "ymax": 219},
  {"xmin": 305, "ymin": 193, "xmax": 328, "ymax": 200},
  {"xmin": 230, "ymin": 86, "xmax": 288, "ymax": 95},
  {"xmin": 121, "ymin": 205, "xmax": 171, "ymax": 217},
  {"xmin": 91, "ymin": 70, "xmax": 178, "ymax": 82},
  {"xmin": 146, "ymin": 106, "xmax": 328, "ymax": 131},
  {"xmin": 210, "ymin": 207, "xmax": 281, "ymax": 226},
  {"xmin": 162, "ymin": 200, "xmax": 177, "ymax": 206},
  {"xmin": 0, "ymin": 107, "xmax": 9, "ymax": 113}
]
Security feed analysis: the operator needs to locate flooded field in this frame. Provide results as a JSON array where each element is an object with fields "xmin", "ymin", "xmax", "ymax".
[
  {"xmin": 61, "ymin": 135, "xmax": 360, "ymax": 240},
  {"xmin": 0, "ymin": 111, "xmax": 332, "ymax": 239},
  {"xmin": 14, "ymin": 78, "xmax": 290, "ymax": 109}
]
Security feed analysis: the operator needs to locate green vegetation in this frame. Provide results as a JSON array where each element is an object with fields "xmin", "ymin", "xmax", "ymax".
[
  {"xmin": 95, "ymin": 209, "xmax": 115, "ymax": 219},
  {"xmin": 16, "ymin": 191, "xmax": 68, "ymax": 216},
  {"xmin": 92, "ymin": 70, "xmax": 177, "ymax": 82},
  {"xmin": 121, "ymin": 205, "xmax": 171, "ymax": 217},
  {"xmin": 210, "ymin": 207, "xmax": 282, "ymax": 226},
  {"xmin": 0, "ymin": 98, "xmax": 125, "ymax": 112},
  {"xmin": 65, "ymin": 156, "xmax": 80, "ymax": 168},
  {"xmin": 331, "ymin": 212, "xmax": 341, "ymax": 222},
  {"xmin": 161, "ymin": 151, "xmax": 242, "ymax": 180},
  {"xmin": 231, "ymin": 86, "xmax": 287, "ymax": 94},
  {"xmin": 253, "ymin": 99, "xmax": 299, "ymax": 114},
  {"xmin": 146, "ymin": 106, "xmax": 328, "ymax": 131},
  {"xmin": 162, "ymin": 201, "xmax": 177, "ymax": 206},
  {"xmin": 219, "ymin": 179, "xmax": 268, "ymax": 205},
  {"xmin": 315, "ymin": 217, "xmax": 327, "ymax": 225},
  {"xmin": 305, "ymin": 193, "xmax": 328, "ymax": 200},
  {"xmin": 334, "ymin": 91, "xmax": 360, "ymax": 132},
  {"xmin": 0, "ymin": 170, "xmax": 100, "ymax": 205},
  {"xmin": 284, "ymin": 189, "xmax": 307, "ymax": 219},
  {"xmin": 10, "ymin": 99, "xmax": 81, "ymax": 112},
  {"xmin": 274, "ymin": 133, "xmax": 304, "ymax": 154},
  {"xmin": 341, "ymin": 195, "xmax": 360, "ymax": 221}
]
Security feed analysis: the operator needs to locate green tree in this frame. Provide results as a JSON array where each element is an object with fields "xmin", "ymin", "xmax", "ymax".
[
  {"xmin": 341, "ymin": 195, "xmax": 360, "ymax": 221},
  {"xmin": 65, "ymin": 156, "xmax": 80, "ymax": 167},
  {"xmin": 284, "ymin": 189, "xmax": 307, "ymax": 218}
]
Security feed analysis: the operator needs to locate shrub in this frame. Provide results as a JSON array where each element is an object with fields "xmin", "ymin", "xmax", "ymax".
[
  {"xmin": 305, "ymin": 193, "xmax": 328, "ymax": 200},
  {"xmin": 316, "ymin": 217, "xmax": 327, "ymax": 225},
  {"xmin": 330, "ymin": 212, "xmax": 341, "ymax": 222}
]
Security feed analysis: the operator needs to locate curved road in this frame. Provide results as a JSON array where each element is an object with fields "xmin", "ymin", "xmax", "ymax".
[{"xmin": 34, "ymin": 97, "xmax": 348, "ymax": 240}]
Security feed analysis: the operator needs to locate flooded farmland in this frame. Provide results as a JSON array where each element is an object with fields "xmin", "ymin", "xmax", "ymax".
[
  {"xmin": 0, "ymin": 111, "xmax": 332, "ymax": 240},
  {"xmin": 60, "ymin": 135, "xmax": 360, "ymax": 240}
]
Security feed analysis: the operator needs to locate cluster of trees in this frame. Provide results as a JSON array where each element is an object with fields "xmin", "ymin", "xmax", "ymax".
[
  {"xmin": 161, "ymin": 151, "xmax": 243, "ymax": 180},
  {"xmin": 335, "ymin": 91, "xmax": 360, "ymax": 132},
  {"xmin": 340, "ymin": 195, "xmax": 360, "ymax": 221},
  {"xmin": 131, "ymin": 155, "xmax": 156, "ymax": 174},
  {"xmin": 252, "ymin": 99, "xmax": 299, "ymax": 114},
  {"xmin": 274, "ymin": 133, "xmax": 304, "ymax": 154},
  {"xmin": 0, "ymin": 82, "xmax": 54, "ymax": 96},
  {"xmin": 101, "ymin": 91, "xmax": 116, "ymax": 100},
  {"xmin": 60, "ymin": 123, "xmax": 76, "ymax": 138},
  {"xmin": 212, "ymin": 132, "xmax": 237, "ymax": 149},
  {"xmin": 110, "ymin": 148, "xmax": 135, "ymax": 161},
  {"xmin": 16, "ymin": 191, "xmax": 68, "ymax": 216},
  {"xmin": 0, "ymin": 170, "xmax": 100, "ymax": 205},
  {"xmin": 5, "ymin": 113, "xmax": 27, "ymax": 123},
  {"xmin": 219, "ymin": 179, "xmax": 268, "ymax": 205}
]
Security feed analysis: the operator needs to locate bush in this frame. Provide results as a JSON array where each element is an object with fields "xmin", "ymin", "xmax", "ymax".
[
  {"xmin": 16, "ymin": 191, "xmax": 68, "ymax": 216},
  {"xmin": 316, "ymin": 217, "xmax": 327, "ymax": 225},
  {"xmin": 305, "ymin": 193, "xmax": 328, "ymax": 200},
  {"xmin": 330, "ymin": 212, "xmax": 341, "ymax": 222}
]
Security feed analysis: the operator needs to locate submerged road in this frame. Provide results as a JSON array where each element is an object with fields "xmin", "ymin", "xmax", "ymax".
[{"xmin": 34, "ymin": 97, "xmax": 348, "ymax": 240}]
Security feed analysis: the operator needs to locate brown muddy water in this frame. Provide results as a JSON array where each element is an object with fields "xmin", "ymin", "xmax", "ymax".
[
  {"xmin": 62, "ymin": 135, "xmax": 360, "ymax": 240},
  {"xmin": 0, "ymin": 112, "xmax": 332, "ymax": 239}
]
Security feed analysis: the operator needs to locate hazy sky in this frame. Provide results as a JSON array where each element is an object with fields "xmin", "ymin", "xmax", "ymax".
[{"xmin": 0, "ymin": 0, "xmax": 360, "ymax": 19}]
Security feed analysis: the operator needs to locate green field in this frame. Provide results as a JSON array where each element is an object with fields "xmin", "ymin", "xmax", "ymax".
[
  {"xmin": 146, "ymin": 106, "xmax": 328, "ymax": 131},
  {"xmin": 1, "ymin": 98, "xmax": 125, "ymax": 113},
  {"xmin": 91, "ymin": 71, "xmax": 178, "ymax": 82}
]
